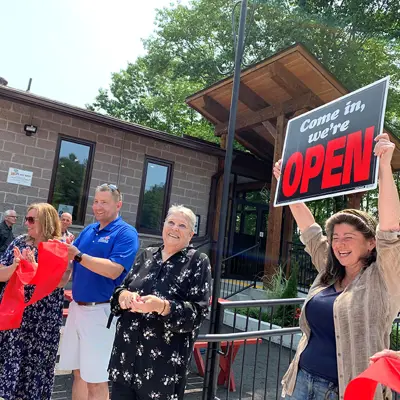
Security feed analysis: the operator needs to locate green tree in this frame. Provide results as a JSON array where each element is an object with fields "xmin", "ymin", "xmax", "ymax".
[
  {"xmin": 139, "ymin": 184, "xmax": 166, "ymax": 232},
  {"xmin": 52, "ymin": 153, "xmax": 87, "ymax": 221},
  {"xmin": 88, "ymin": 0, "xmax": 400, "ymax": 140}
]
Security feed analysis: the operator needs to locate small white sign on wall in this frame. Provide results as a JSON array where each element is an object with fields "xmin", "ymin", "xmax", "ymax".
[
  {"xmin": 58, "ymin": 204, "xmax": 74, "ymax": 217},
  {"xmin": 7, "ymin": 168, "xmax": 33, "ymax": 187}
]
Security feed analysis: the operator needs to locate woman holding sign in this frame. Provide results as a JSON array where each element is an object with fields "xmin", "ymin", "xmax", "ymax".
[
  {"xmin": 0, "ymin": 203, "xmax": 70, "ymax": 400},
  {"xmin": 276, "ymin": 134, "xmax": 400, "ymax": 400}
]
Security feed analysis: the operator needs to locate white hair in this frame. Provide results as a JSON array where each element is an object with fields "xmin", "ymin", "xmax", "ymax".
[
  {"xmin": 166, "ymin": 205, "xmax": 196, "ymax": 232},
  {"xmin": 4, "ymin": 210, "xmax": 16, "ymax": 217}
]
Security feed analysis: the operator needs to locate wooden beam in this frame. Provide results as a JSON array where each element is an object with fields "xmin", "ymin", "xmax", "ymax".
[
  {"xmin": 220, "ymin": 133, "xmax": 227, "ymax": 150},
  {"xmin": 270, "ymin": 61, "xmax": 309, "ymax": 98},
  {"xmin": 203, "ymin": 95, "xmax": 230, "ymax": 123},
  {"xmin": 239, "ymin": 82, "xmax": 269, "ymax": 111},
  {"xmin": 253, "ymin": 125, "xmax": 275, "ymax": 145},
  {"xmin": 261, "ymin": 121, "xmax": 276, "ymax": 140},
  {"xmin": 215, "ymin": 92, "xmax": 322, "ymax": 136},
  {"xmin": 293, "ymin": 108, "xmax": 310, "ymax": 118},
  {"xmin": 264, "ymin": 114, "xmax": 287, "ymax": 285},
  {"xmin": 234, "ymin": 134, "xmax": 266, "ymax": 159}
]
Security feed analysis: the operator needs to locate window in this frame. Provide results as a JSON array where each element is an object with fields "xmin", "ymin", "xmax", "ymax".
[
  {"xmin": 137, "ymin": 157, "xmax": 173, "ymax": 234},
  {"xmin": 48, "ymin": 135, "xmax": 95, "ymax": 225}
]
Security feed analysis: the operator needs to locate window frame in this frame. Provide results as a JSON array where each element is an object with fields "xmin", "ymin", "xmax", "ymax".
[
  {"xmin": 136, "ymin": 156, "xmax": 174, "ymax": 235},
  {"xmin": 48, "ymin": 134, "xmax": 96, "ymax": 226}
]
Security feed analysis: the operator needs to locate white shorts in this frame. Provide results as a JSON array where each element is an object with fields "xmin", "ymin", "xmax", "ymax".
[{"xmin": 58, "ymin": 301, "xmax": 116, "ymax": 383}]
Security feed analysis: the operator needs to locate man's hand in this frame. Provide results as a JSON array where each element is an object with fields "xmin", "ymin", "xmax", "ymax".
[
  {"xmin": 64, "ymin": 243, "xmax": 80, "ymax": 261},
  {"xmin": 48, "ymin": 239, "xmax": 80, "ymax": 260}
]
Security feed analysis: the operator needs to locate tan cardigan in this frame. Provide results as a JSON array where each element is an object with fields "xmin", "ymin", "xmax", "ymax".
[{"xmin": 281, "ymin": 223, "xmax": 400, "ymax": 400}]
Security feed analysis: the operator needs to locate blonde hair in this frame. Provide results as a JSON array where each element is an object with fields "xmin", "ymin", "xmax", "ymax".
[
  {"xmin": 27, "ymin": 203, "xmax": 62, "ymax": 242},
  {"xmin": 165, "ymin": 205, "xmax": 196, "ymax": 232}
]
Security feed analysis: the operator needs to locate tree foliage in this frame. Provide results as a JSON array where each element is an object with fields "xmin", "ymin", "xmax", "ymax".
[
  {"xmin": 88, "ymin": 0, "xmax": 400, "ymax": 139},
  {"xmin": 52, "ymin": 153, "xmax": 87, "ymax": 221},
  {"xmin": 88, "ymin": 0, "xmax": 400, "ymax": 230},
  {"xmin": 139, "ymin": 184, "xmax": 166, "ymax": 232}
]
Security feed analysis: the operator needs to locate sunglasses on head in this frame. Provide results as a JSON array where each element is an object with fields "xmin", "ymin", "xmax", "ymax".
[
  {"xmin": 100, "ymin": 183, "xmax": 120, "ymax": 193},
  {"xmin": 25, "ymin": 216, "xmax": 37, "ymax": 224}
]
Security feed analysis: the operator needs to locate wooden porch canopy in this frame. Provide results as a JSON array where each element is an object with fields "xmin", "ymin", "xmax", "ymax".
[
  {"xmin": 186, "ymin": 43, "xmax": 400, "ymax": 168},
  {"xmin": 185, "ymin": 43, "xmax": 400, "ymax": 281}
]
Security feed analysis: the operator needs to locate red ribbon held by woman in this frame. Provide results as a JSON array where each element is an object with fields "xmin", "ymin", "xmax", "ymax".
[
  {"xmin": 0, "ymin": 241, "xmax": 68, "ymax": 330},
  {"xmin": 344, "ymin": 357, "xmax": 400, "ymax": 399}
]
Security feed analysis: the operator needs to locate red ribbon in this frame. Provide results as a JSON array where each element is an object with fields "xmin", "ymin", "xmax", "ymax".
[
  {"xmin": 0, "ymin": 241, "xmax": 68, "ymax": 330},
  {"xmin": 344, "ymin": 357, "xmax": 400, "ymax": 399}
]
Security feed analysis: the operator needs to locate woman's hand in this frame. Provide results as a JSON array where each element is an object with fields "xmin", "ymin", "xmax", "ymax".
[
  {"xmin": 0, "ymin": 247, "xmax": 22, "ymax": 282},
  {"xmin": 370, "ymin": 349, "xmax": 400, "ymax": 364},
  {"xmin": 21, "ymin": 248, "xmax": 37, "ymax": 268},
  {"xmin": 119, "ymin": 290, "xmax": 142, "ymax": 310},
  {"xmin": 134, "ymin": 294, "xmax": 169, "ymax": 315},
  {"xmin": 375, "ymin": 133, "xmax": 395, "ymax": 170},
  {"xmin": 273, "ymin": 159, "xmax": 282, "ymax": 181},
  {"xmin": 10, "ymin": 247, "xmax": 22, "ymax": 271}
]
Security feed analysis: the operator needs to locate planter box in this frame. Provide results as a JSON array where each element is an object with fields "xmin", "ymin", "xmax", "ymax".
[{"xmin": 222, "ymin": 310, "xmax": 302, "ymax": 350}]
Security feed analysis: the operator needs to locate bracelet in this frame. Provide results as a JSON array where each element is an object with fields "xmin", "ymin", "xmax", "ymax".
[{"xmin": 160, "ymin": 300, "xmax": 167, "ymax": 315}]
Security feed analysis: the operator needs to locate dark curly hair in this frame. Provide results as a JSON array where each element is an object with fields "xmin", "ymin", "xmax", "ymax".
[{"xmin": 320, "ymin": 209, "xmax": 377, "ymax": 285}]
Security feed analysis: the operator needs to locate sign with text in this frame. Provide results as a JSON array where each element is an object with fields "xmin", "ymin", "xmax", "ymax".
[
  {"xmin": 7, "ymin": 168, "xmax": 33, "ymax": 187},
  {"xmin": 58, "ymin": 204, "xmax": 74, "ymax": 217},
  {"xmin": 274, "ymin": 77, "xmax": 389, "ymax": 207}
]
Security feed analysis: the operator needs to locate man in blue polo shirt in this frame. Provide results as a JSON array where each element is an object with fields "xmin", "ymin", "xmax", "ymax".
[{"xmin": 58, "ymin": 183, "xmax": 139, "ymax": 400}]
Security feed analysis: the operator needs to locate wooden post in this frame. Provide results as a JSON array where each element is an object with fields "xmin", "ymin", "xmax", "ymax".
[
  {"xmin": 264, "ymin": 114, "xmax": 287, "ymax": 286},
  {"xmin": 281, "ymin": 207, "xmax": 294, "ymax": 278},
  {"xmin": 347, "ymin": 192, "xmax": 364, "ymax": 209}
]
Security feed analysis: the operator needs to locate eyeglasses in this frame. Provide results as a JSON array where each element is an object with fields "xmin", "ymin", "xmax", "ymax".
[
  {"xmin": 8, "ymin": 216, "xmax": 17, "ymax": 219},
  {"xmin": 25, "ymin": 216, "xmax": 38, "ymax": 224},
  {"xmin": 100, "ymin": 183, "xmax": 120, "ymax": 193}
]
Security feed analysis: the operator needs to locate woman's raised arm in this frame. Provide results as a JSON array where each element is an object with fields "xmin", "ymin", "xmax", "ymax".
[
  {"xmin": 376, "ymin": 133, "xmax": 400, "ymax": 231},
  {"xmin": 273, "ymin": 159, "xmax": 315, "ymax": 232}
]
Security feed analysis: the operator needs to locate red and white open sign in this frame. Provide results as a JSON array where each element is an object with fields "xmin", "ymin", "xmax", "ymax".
[{"xmin": 274, "ymin": 77, "xmax": 389, "ymax": 207}]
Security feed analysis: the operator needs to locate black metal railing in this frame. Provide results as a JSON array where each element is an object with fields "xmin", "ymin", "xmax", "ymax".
[
  {"xmin": 288, "ymin": 242, "xmax": 316, "ymax": 294},
  {"xmin": 199, "ymin": 298, "xmax": 304, "ymax": 400},
  {"xmin": 219, "ymin": 243, "xmax": 261, "ymax": 299},
  {"xmin": 196, "ymin": 299, "xmax": 400, "ymax": 400}
]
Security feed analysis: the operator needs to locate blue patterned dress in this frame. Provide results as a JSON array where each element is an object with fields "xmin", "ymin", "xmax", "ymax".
[{"xmin": 0, "ymin": 234, "xmax": 64, "ymax": 400}]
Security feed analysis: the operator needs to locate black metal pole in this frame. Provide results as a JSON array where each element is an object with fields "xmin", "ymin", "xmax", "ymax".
[{"xmin": 204, "ymin": 1, "xmax": 248, "ymax": 399}]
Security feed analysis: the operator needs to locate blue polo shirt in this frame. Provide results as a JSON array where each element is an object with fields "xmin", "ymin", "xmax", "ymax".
[{"xmin": 72, "ymin": 216, "xmax": 139, "ymax": 302}]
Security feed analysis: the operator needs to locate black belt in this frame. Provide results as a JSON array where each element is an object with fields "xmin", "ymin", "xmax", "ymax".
[{"xmin": 75, "ymin": 301, "xmax": 109, "ymax": 306}]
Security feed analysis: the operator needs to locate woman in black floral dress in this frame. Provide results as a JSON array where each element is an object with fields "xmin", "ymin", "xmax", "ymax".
[
  {"xmin": 0, "ymin": 203, "xmax": 70, "ymax": 400},
  {"xmin": 109, "ymin": 205, "xmax": 212, "ymax": 400}
]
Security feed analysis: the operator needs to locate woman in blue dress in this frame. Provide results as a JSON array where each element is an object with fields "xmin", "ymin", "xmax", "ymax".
[{"xmin": 0, "ymin": 203, "xmax": 71, "ymax": 400}]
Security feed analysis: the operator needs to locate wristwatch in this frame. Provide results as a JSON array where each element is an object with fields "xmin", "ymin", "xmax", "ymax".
[{"xmin": 74, "ymin": 252, "xmax": 84, "ymax": 263}]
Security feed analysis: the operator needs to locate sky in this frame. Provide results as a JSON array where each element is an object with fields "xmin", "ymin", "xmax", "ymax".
[{"xmin": 1, "ymin": 0, "xmax": 188, "ymax": 108}]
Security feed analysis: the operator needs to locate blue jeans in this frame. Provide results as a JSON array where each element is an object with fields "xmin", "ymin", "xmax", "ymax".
[{"xmin": 286, "ymin": 368, "xmax": 339, "ymax": 400}]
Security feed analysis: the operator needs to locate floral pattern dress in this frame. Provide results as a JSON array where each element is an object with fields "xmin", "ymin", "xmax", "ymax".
[
  {"xmin": 108, "ymin": 245, "xmax": 212, "ymax": 400},
  {"xmin": 0, "ymin": 234, "xmax": 64, "ymax": 400}
]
